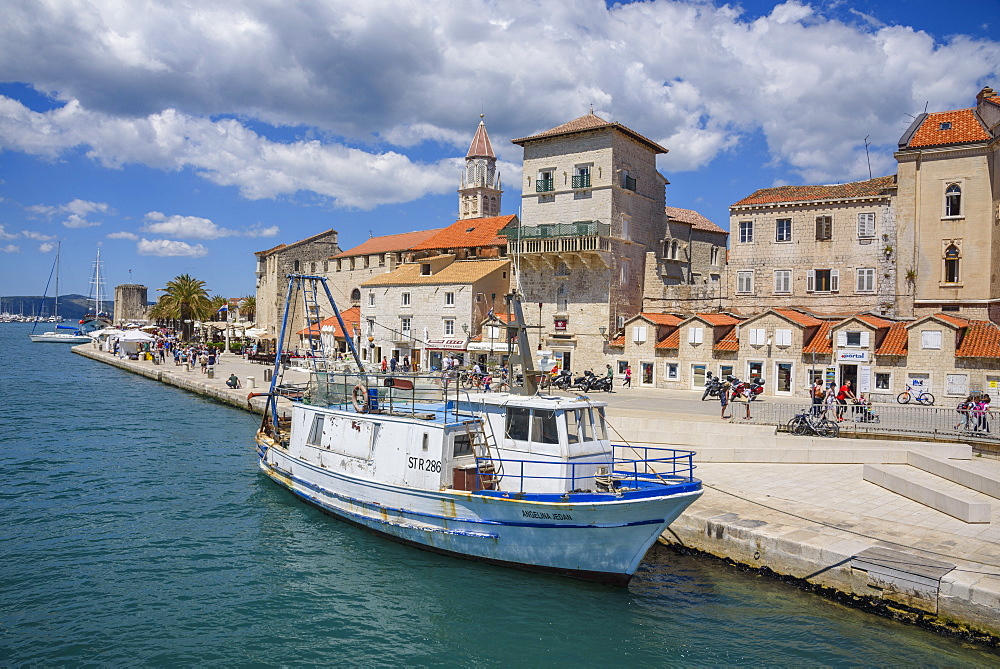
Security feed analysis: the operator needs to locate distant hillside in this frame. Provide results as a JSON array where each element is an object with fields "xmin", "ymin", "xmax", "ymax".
[{"xmin": 0, "ymin": 295, "xmax": 112, "ymax": 321}]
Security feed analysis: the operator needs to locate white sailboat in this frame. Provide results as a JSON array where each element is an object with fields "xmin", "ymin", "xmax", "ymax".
[
  {"xmin": 79, "ymin": 247, "xmax": 112, "ymax": 333},
  {"xmin": 29, "ymin": 242, "xmax": 92, "ymax": 344},
  {"xmin": 254, "ymin": 275, "xmax": 702, "ymax": 584}
]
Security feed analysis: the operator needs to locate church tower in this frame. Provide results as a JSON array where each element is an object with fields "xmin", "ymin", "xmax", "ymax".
[{"xmin": 459, "ymin": 115, "xmax": 502, "ymax": 220}]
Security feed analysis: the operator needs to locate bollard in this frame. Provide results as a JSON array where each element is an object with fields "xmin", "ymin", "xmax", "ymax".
[
  {"xmin": 207, "ymin": 368, "xmax": 214, "ymax": 379},
  {"xmin": 264, "ymin": 369, "xmax": 272, "ymax": 382},
  {"xmin": 246, "ymin": 376, "xmax": 256, "ymax": 389}
]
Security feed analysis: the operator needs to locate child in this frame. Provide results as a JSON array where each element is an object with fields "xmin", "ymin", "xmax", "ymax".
[{"xmin": 482, "ymin": 374, "xmax": 492, "ymax": 392}]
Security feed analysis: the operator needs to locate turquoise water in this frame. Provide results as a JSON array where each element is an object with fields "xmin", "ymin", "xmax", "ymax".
[{"xmin": 1, "ymin": 323, "xmax": 997, "ymax": 666}]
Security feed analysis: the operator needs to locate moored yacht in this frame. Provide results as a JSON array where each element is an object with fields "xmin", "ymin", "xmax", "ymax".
[{"xmin": 254, "ymin": 275, "xmax": 702, "ymax": 584}]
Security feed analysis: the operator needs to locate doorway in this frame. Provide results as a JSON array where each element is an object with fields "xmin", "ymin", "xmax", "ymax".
[{"xmin": 839, "ymin": 364, "xmax": 857, "ymax": 389}]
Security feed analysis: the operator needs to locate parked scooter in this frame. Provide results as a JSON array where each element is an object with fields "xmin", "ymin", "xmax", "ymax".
[
  {"xmin": 568, "ymin": 370, "xmax": 592, "ymax": 391},
  {"xmin": 551, "ymin": 369, "xmax": 574, "ymax": 390},
  {"xmin": 587, "ymin": 371, "xmax": 613, "ymax": 393},
  {"xmin": 702, "ymin": 371, "xmax": 724, "ymax": 401},
  {"xmin": 731, "ymin": 376, "xmax": 765, "ymax": 401}
]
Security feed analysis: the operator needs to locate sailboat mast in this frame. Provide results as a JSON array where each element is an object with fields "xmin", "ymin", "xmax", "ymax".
[{"xmin": 54, "ymin": 241, "xmax": 60, "ymax": 320}]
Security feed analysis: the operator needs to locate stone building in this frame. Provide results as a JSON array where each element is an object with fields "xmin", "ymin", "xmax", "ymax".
[
  {"xmin": 359, "ymin": 256, "xmax": 511, "ymax": 370},
  {"xmin": 643, "ymin": 206, "xmax": 729, "ymax": 313},
  {"xmin": 254, "ymin": 229, "xmax": 340, "ymax": 339},
  {"xmin": 113, "ymin": 283, "xmax": 148, "ymax": 324},
  {"xmin": 328, "ymin": 229, "xmax": 443, "ymax": 308},
  {"xmin": 727, "ymin": 176, "xmax": 898, "ymax": 316},
  {"xmin": 509, "ymin": 112, "xmax": 670, "ymax": 372},
  {"xmin": 894, "ymin": 86, "xmax": 1000, "ymax": 322}
]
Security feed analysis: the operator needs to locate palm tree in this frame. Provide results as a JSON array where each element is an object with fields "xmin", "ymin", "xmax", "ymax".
[
  {"xmin": 239, "ymin": 295, "xmax": 256, "ymax": 322},
  {"xmin": 157, "ymin": 274, "xmax": 211, "ymax": 340},
  {"xmin": 208, "ymin": 295, "xmax": 228, "ymax": 319}
]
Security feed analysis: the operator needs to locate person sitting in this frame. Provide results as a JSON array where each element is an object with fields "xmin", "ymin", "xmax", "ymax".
[{"xmin": 226, "ymin": 374, "xmax": 242, "ymax": 389}]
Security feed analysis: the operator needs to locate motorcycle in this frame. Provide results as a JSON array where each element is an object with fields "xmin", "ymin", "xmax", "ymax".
[
  {"xmin": 702, "ymin": 371, "xmax": 724, "ymax": 401},
  {"xmin": 731, "ymin": 376, "xmax": 765, "ymax": 401},
  {"xmin": 588, "ymin": 372, "xmax": 613, "ymax": 393},
  {"xmin": 568, "ymin": 371, "xmax": 592, "ymax": 391},
  {"xmin": 551, "ymin": 369, "xmax": 574, "ymax": 390}
]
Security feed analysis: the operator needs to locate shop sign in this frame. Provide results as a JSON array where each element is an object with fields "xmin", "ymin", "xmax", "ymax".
[
  {"xmin": 554, "ymin": 319, "xmax": 567, "ymax": 331},
  {"xmin": 424, "ymin": 338, "xmax": 467, "ymax": 351},
  {"xmin": 836, "ymin": 350, "xmax": 869, "ymax": 362}
]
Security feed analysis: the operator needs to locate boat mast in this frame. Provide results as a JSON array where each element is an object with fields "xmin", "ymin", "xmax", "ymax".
[{"xmin": 54, "ymin": 241, "xmax": 60, "ymax": 320}]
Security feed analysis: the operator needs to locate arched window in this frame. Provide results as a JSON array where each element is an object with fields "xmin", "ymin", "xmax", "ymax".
[
  {"xmin": 945, "ymin": 184, "xmax": 962, "ymax": 217},
  {"xmin": 556, "ymin": 284, "xmax": 568, "ymax": 312},
  {"xmin": 350, "ymin": 288, "xmax": 361, "ymax": 304},
  {"xmin": 555, "ymin": 261, "xmax": 570, "ymax": 277},
  {"xmin": 671, "ymin": 241, "xmax": 679, "ymax": 260},
  {"xmin": 944, "ymin": 245, "xmax": 960, "ymax": 283}
]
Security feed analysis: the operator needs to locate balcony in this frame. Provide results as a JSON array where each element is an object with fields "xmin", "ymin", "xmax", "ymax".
[
  {"xmin": 571, "ymin": 174, "xmax": 591, "ymax": 189},
  {"xmin": 535, "ymin": 178, "xmax": 554, "ymax": 193},
  {"xmin": 504, "ymin": 221, "xmax": 614, "ymax": 269}
]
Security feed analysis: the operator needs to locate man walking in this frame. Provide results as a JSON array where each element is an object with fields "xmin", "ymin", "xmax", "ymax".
[
  {"xmin": 836, "ymin": 380, "xmax": 856, "ymax": 421},
  {"xmin": 605, "ymin": 364, "xmax": 614, "ymax": 391}
]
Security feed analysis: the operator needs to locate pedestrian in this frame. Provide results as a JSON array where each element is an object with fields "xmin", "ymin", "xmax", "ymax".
[
  {"xmin": 381, "ymin": 357, "xmax": 388, "ymax": 373},
  {"xmin": 836, "ymin": 380, "xmax": 855, "ymax": 421},
  {"xmin": 199, "ymin": 350, "xmax": 209, "ymax": 373},
  {"xmin": 390, "ymin": 355, "xmax": 397, "ymax": 373},
  {"xmin": 955, "ymin": 395, "xmax": 974, "ymax": 430},
  {"xmin": 811, "ymin": 379, "xmax": 824, "ymax": 415},
  {"xmin": 403, "ymin": 355, "xmax": 410, "ymax": 372},
  {"xmin": 623, "ymin": 365, "xmax": 632, "ymax": 388},
  {"xmin": 823, "ymin": 383, "xmax": 837, "ymax": 419},
  {"xmin": 974, "ymin": 394, "xmax": 991, "ymax": 432},
  {"xmin": 482, "ymin": 373, "xmax": 492, "ymax": 392},
  {"xmin": 605, "ymin": 364, "xmax": 614, "ymax": 391},
  {"xmin": 719, "ymin": 380, "xmax": 731, "ymax": 419},
  {"xmin": 227, "ymin": 373, "xmax": 242, "ymax": 389}
]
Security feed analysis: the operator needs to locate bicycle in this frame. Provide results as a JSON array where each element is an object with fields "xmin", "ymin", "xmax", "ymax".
[
  {"xmin": 786, "ymin": 410, "xmax": 840, "ymax": 438},
  {"xmin": 896, "ymin": 384, "xmax": 934, "ymax": 406}
]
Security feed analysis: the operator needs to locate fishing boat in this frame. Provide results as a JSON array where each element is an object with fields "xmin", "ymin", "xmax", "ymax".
[
  {"xmin": 254, "ymin": 275, "xmax": 702, "ymax": 584},
  {"xmin": 29, "ymin": 242, "xmax": 92, "ymax": 343}
]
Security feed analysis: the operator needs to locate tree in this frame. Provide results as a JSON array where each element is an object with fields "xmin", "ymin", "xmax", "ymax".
[
  {"xmin": 239, "ymin": 295, "xmax": 256, "ymax": 322},
  {"xmin": 157, "ymin": 274, "xmax": 211, "ymax": 340}
]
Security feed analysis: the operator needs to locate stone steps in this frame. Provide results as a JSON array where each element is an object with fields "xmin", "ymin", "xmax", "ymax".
[{"xmin": 863, "ymin": 463, "xmax": 993, "ymax": 523}]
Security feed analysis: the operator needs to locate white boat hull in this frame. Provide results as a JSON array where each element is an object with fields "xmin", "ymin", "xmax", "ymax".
[
  {"xmin": 258, "ymin": 444, "xmax": 702, "ymax": 584},
  {"xmin": 29, "ymin": 332, "xmax": 93, "ymax": 343}
]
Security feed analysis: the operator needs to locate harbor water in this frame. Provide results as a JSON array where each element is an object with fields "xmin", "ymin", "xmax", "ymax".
[{"xmin": 1, "ymin": 323, "xmax": 997, "ymax": 666}]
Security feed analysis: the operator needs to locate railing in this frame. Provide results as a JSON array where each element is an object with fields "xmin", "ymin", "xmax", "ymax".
[
  {"xmin": 502, "ymin": 220, "xmax": 610, "ymax": 240},
  {"xmin": 572, "ymin": 174, "xmax": 591, "ymax": 189},
  {"xmin": 741, "ymin": 400, "xmax": 999, "ymax": 441},
  {"xmin": 473, "ymin": 446, "xmax": 697, "ymax": 494},
  {"xmin": 535, "ymin": 178, "xmax": 554, "ymax": 192},
  {"xmin": 508, "ymin": 235, "xmax": 614, "ymax": 255}
]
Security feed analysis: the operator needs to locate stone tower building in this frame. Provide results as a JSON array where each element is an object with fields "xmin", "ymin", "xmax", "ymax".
[
  {"xmin": 113, "ymin": 284, "xmax": 148, "ymax": 324},
  {"xmin": 459, "ymin": 116, "xmax": 502, "ymax": 220},
  {"xmin": 509, "ymin": 113, "xmax": 669, "ymax": 371}
]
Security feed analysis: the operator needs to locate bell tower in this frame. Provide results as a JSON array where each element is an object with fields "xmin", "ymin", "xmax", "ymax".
[{"xmin": 459, "ymin": 115, "xmax": 502, "ymax": 220}]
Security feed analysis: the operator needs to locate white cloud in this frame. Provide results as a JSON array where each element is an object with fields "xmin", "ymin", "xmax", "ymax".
[
  {"xmin": 0, "ymin": 225, "xmax": 17, "ymax": 240},
  {"xmin": 0, "ymin": 0, "xmax": 996, "ymax": 189},
  {"xmin": 107, "ymin": 231, "xmax": 139, "ymax": 240},
  {"xmin": 21, "ymin": 230, "xmax": 56, "ymax": 241},
  {"xmin": 1, "ymin": 244, "xmax": 20, "ymax": 253},
  {"xmin": 38, "ymin": 242, "xmax": 55, "ymax": 252},
  {"xmin": 27, "ymin": 199, "xmax": 110, "ymax": 228},
  {"xmin": 136, "ymin": 238, "xmax": 209, "ymax": 257},
  {"xmin": 141, "ymin": 212, "xmax": 280, "ymax": 239}
]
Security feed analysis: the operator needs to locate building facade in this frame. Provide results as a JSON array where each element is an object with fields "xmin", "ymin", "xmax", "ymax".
[{"xmin": 113, "ymin": 283, "xmax": 148, "ymax": 324}]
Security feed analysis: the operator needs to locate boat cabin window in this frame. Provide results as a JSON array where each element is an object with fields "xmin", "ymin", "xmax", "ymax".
[
  {"xmin": 306, "ymin": 415, "xmax": 324, "ymax": 446},
  {"xmin": 594, "ymin": 407, "xmax": 608, "ymax": 441},
  {"xmin": 565, "ymin": 408, "xmax": 592, "ymax": 444},
  {"xmin": 453, "ymin": 433, "xmax": 472, "ymax": 457},
  {"xmin": 530, "ymin": 409, "xmax": 559, "ymax": 445},
  {"xmin": 505, "ymin": 407, "xmax": 530, "ymax": 441}
]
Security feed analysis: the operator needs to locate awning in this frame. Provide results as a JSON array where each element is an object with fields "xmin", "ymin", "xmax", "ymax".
[
  {"xmin": 466, "ymin": 341, "xmax": 515, "ymax": 352},
  {"xmin": 424, "ymin": 338, "xmax": 468, "ymax": 351}
]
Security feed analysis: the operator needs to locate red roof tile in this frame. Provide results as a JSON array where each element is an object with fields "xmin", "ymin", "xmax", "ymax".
[
  {"xmin": 907, "ymin": 109, "xmax": 990, "ymax": 148},
  {"xmin": 295, "ymin": 306, "xmax": 361, "ymax": 338},
  {"xmin": 856, "ymin": 314, "xmax": 893, "ymax": 329},
  {"xmin": 933, "ymin": 312, "xmax": 970, "ymax": 328},
  {"xmin": 714, "ymin": 329, "xmax": 739, "ymax": 352},
  {"xmin": 774, "ymin": 308, "xmax": 824, "ymax": 328},
  {"xmin": 732, "ymin": 175, "xmax": 894, "ymax": 207},
  {"xmin": 802, "ymin": 321, "xmax": 833, "ymax": 354},
  {"xmin": 655, "ymin": 329, "xmax": 680, "ymax": 349},
  {"xmin": 511, "ymin": 113, "xmax": 668, "ymax": 154},
  {"xmin": 608, "ymin": 335, "xmax": 625, "ymax": 348},
  {"xmin": 409, "ymin": 215, "xmax": 516, "ymax": 251},
  {"xmin": 332, "ymin": 229, "xmax": 443, "ymax": 259},
  {"xmin": 640, "ymin": 312, "xmax": 685, "ymax": 326},
  {"xmin": 467, "ymin": 120, "xmax": 495, "ymax": 158},
  {"xmin": 665, "ymin": 206, "xmax": 727, "ymax": 235},
  {"xmin": 875, "ymin": 322, "xmax": 908, "ymax": 356},
  {"xmin": 695, "ymin": 313, "xmax": 742, "ymax": 326},
  {"xmin": 956, "ymin": 321, "xmax": 1000, "ymax": 358}
]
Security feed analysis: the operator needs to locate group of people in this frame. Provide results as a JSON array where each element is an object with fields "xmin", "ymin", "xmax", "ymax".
[
  {"xmin": 955, "ymin": 394, "xmax": 992, "ymax": 432},
  {"xmin": 380, "ymin": 355, "xmax": 414, "ymax": 373},
  {"xmin": 810, "ymin": 379, "xmax": 864, "ymax": 421},
  {"xmin": 718, "ymin": 378, "xmax": 755, "ymax": 420}
]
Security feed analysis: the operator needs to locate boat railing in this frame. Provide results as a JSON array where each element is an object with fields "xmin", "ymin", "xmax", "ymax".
[
  {"xmin": 472, "ymin": 446, "xmax": 697, "ymax": 494},
  {"xmin": 304, "ymin": 370, "xmax": 490, "ymax": 424}
]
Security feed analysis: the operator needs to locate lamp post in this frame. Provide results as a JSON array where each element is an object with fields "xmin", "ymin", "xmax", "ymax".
[{"xmin": 537, "ymin": 302, "xmax": 543, "ymax": 350}]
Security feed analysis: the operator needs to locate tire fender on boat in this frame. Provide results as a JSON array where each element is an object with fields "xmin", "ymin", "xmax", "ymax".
[{"xmin": 352, "ymin": 385, "xmax": 369, "ymax": 413}]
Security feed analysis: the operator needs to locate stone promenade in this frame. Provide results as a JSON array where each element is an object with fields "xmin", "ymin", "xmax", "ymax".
[{"xmin": 72, "ymin": 344, "xmax": 1000, "ymax": 642}]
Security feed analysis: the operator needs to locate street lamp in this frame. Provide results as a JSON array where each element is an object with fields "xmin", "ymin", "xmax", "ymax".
[{"xmin": 599, "ymin": 326, "xmax": 607, "ymax": 341}]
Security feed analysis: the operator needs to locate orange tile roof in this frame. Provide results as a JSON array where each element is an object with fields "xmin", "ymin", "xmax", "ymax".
[
  {"xmin": 655, "ymin": 329, "xmax": 680, "ymax": 349},
  {"xmin": 696, "ymin": 313, "xmax": 742, "ymax": 326},
  {"xmin": 956, "ymin": 321, "xmax": 1000, "ymax": 358},
  {"xmin": 774, "ymin": 308, "xmax": 824, "ymax": 328},
  {"xmin": 467, "ymin": 120, "xmax": 495, "ymax": 158},
  {"xmin": 933, "ymin": 312, "xmax": 970, "ymax": 328},
  {"xmin": 408, "ymin": 215, "xmax": 516, "ymax": 251},
  {"xmin": 906, "ymin": 109, "xmax": 990, "ymax": 148},
  {"xmin": 295, "ymin": 306, "xmax": 361, "ymax": 338},
  {"xmin": 361, "ymin": 258, "xmax": 510, "ymax": 287},
  {"xmin": 511, "ymin": 113, "xmax": 668, "ymax": 154},
  {"xmin": 731, "ymin": 175, "xmax": 894, "ymax": 207},
  {"xmin": 714, "ymin": 329, "xmax": 739, "ymax": 352},
  {"xmin": 856, "ymin": 314, "xmax": 893, "ymax": 329},
  {"xmin": 875, "ymin": 322, "xmax": 908, "ymax": 356},
  {"xmin": 640, "ymin": 312, "xmax": 685, "ymax": 326},
  {"xmin": 802, "ymin": 321, "xmax": 833, "ymax": 354},
  {"xmin": 608, "ymin": 335, "xmax": 625, "ymax": 348},
  {"xmin": 332, "ymin": 228, "xmax": 443, "ymax": 259},
  {"xmin": 665, "ymin": 206, "xmax": 727, "ymax": 235}
]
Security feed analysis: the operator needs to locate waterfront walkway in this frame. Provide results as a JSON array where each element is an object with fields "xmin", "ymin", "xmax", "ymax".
[{"xmin": 73, "ymin": 344, "xmax": 1000, "ymax": 641}]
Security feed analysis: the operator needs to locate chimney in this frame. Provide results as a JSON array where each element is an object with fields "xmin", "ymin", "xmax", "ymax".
[{"xmin": 976, "ymin": 86, "xmax": 997, "ymax": 104}]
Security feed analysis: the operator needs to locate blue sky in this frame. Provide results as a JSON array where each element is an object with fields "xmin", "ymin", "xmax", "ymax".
[{"xmin": 1, "ymin": 0, "xmax": 998, "ymax": 303}]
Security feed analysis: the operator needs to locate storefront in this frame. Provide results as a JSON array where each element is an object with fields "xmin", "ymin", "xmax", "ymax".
[{"xmin": 424, "ymin": 338, "xmax": 468, "ymax": 370}]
